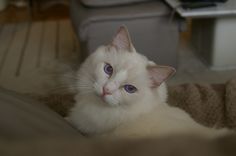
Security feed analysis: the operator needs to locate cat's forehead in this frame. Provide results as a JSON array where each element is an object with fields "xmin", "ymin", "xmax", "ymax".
[
  {"xmin": 104, "ymin": 47, "xmax": 147, "ymax": 67},
  {"xmin": 115, "ymin": 54, "xmax": 142, "ymax": 68},
  {"xmin": 94, "ymin": 45, "xmax": 148, "ymax": 75},
  {"xmin": 110, "ymin": 52, "xmax": 148, "ymax": 79}
]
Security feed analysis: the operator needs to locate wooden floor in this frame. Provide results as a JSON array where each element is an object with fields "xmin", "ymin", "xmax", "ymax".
[
  {"xmin": 0, "ymin": 19, "xmax": 79, "ymax": 94},
  {"xmin": 0, "ymin": 3, "xmax": 69, "ymax": 23}
]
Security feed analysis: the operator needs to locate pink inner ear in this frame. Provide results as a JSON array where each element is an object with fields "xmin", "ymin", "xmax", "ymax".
[
  {"xmin": 111, "ymin": 26, "xmax": 132, "ymax": 51},
  {"xmin": 147, "ymin": 65, "xmax": 176, "ymax": 88}
]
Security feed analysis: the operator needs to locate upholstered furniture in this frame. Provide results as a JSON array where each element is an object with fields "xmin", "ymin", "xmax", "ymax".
[{"xmin": 70, "ymin": 0, "xmax": 180, "ymax": 67}]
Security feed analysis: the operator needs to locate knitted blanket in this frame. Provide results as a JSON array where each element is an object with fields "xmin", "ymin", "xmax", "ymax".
[
  {"xmin": 168, "ymin": 79, "xmax": 236, "ymax": 130},
  {"xmin": 36, "ymin": 79, "xmax": 236, "ymax": 130}
]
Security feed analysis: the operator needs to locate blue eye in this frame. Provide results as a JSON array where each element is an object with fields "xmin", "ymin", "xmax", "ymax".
[
  {"xmin": 124, "ymin": 85, "xmax": 137, "ymax": 94},
  {"xmin": 104, "ymin": 63, "xmax": 113, "ymax": 76}
]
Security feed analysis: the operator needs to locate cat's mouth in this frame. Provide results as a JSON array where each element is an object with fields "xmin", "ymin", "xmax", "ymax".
[
  {"xmin": 100, "ymin": 88, "xmax": 111, "ymax": 103},
  {"xmin": 100, "ymin": 91, "xmax": 119, "ymax": 106},
  {"xmin": 94, "ymin": 83, "xmax": 109, "ymax": 98},
  {"xmin": 94, "ymin": 83, "xmax": 119, "ymax": 106}
]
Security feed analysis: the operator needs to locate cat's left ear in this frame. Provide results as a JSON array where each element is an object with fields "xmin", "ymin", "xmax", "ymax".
[
  {"xmin": 147, "ymin": 65, "xmax": 176, "ymax": 88},
  {"xmin": 111, "ymin": 26, "xmax": 134, "ymax": 52}
]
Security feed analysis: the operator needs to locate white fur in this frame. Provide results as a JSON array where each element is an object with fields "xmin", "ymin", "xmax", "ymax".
[{"xmin": 67, "ymin": 45, "xmax": 230, "ymax": 139}]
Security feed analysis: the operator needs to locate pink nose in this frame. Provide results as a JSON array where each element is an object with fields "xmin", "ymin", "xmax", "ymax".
[{"xmin": 103, "ymin": 87, "xmax": 112, "ymax": 95}]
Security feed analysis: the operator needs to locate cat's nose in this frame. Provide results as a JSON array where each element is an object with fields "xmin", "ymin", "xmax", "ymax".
[{"xmin": 102, "ymin": 87, "xmax": 112, "ymax": 95}]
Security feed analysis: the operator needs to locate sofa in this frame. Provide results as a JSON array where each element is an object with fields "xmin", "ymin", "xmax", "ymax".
[{"xmin": 70, "ymin": 0, "xmax": 180, "ymax": 67}]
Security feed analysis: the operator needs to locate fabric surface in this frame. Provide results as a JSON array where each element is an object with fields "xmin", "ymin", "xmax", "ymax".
[
  {"xmin": 0, "ymin": 87, "xmax": 80, "ymax": 140},
  {"xmin": 168, "ymin": 79, "xmax": 236, "ymax": 130},
  {"xmin": 80, "ymin": 0, "xmax": 153, "ymax": 7},
  {"xmin": 70, "ymin": 0, "xmax": 170, "ymax": 41},
  {"xmin": 1, "ymin": 80, "xmax": 236, "ymax": 155},
  {"xmin": 1, "ymin": 135, "xmax": 236, "ymax": 156},
  {"xmin": 36, "ymin": 79, "xmax": 236, "ymax": 130},
  {"xmin": 70, "ymin": 0, "xmax": 178, "ymax": 67}
]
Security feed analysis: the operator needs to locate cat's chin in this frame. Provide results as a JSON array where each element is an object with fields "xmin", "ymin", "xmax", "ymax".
[
  {"xmin": 93, "ymin": 89, "xmax": 120, "ymax": 107},
  {"xmin": 103, "ymin": 95, "xmax": 120, "ymax": 107}
]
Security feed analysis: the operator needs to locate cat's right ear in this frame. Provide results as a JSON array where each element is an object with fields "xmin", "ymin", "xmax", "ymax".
[{"xmin": 110, "ymin": 26, "xmax": 134, "ymax": 52}]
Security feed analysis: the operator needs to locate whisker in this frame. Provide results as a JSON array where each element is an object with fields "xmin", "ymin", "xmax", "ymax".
[
  {"xmin": 79, "ymin": 74, "xmax": 95, "ymax": 82},
  {"xmin": 49, "ymin": 86, "xmax": 76, "ymax": 92},
  {"xmin": 62, "ymin": 76, "xmax": 79, "ymax": 81},
  {"xmin": 52, "ymin": 84, "xmax": 93, "ymax": 92},
  {"xmin": 77, "ymin": 87, "xmax": 93, "ymax": 90},
  {"xmin": 77, "ymin": 91, "xmax": 93, "ymax": 95},
  {"xmin": 78, "ymin": 68, "xmax": 95, "ymax": 81}
]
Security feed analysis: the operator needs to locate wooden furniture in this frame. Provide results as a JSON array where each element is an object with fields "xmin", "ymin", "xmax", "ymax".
[{"xmin": 166, "ymin": 0, "xmax": 236, "ymax": 70}]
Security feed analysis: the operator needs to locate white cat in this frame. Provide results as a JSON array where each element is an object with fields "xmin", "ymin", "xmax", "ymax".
[{"xmin": 67, "ymin": 26, "xmax": 229, "ymax": 139}]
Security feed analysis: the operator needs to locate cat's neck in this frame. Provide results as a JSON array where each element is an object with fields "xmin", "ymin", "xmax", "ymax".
[{"xmin": 75, "ymin": 90, "xmax": 164, "ymax": 120}]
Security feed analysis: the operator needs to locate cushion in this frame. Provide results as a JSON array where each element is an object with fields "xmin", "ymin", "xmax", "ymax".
[
  {"xmin": 81, "ymin": 0, "xmax": 153, "ymax": 7},
  {"xmin": 1, "ymin": 134, "xmax": 236, "ymax": 156},
  {"xmin": 0, "ymin": 87, "xmax": 80, "ymax": 140}
]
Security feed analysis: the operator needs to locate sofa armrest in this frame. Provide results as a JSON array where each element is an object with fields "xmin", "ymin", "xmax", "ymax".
[{"xmin": 0, "ymin": 87, "xmax": 81, "ymax": 140}]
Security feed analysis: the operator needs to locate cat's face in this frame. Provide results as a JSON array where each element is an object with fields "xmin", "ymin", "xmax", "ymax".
[
  {"xmin": 91, "ymin": 45, "xmax": 151, "ymax": 106},
  {"xmin": 77, "ymin": 26, "xmax": 175, "ymax": 107}
]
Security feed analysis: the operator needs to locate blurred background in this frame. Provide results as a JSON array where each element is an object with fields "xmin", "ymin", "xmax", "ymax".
[
  {"xmin": 0, "ymin": 0, "xmax": 235, "ymax": 95},
  {"xmin": 0, "ymin": 0, "xmax": 69, "ymax": 22},
  {"xmin": 0, "ymin": 0, "xmax": 78, "ymax": 94}
]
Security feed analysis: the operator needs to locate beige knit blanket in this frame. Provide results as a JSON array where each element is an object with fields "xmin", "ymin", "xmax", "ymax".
[
  {"xmin": 37, "ymin": 79, "xmax": 236, "ymax": 130},
  {"xmin": 168, "ymin": 79, "xmax": 236, "ymax": 130}
]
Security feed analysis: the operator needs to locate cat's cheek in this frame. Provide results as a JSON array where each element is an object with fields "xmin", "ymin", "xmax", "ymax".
[
  {"xmin": 104, "ymin": 91, "xmax": 121, "ymax": 106},
  {"xmin": 93, "ymin": 82, "xmax": 103, "ymax": 96},
  {"xmin": 122, "ymin": 91, "xmax": 140, "ymax": 105},
  {"xmin": 94, "ymin": 63, "xmax": 108, "ymax": 81},
  {"xmin": 104, "ymin": 95, "xmax": 120, "ymax": 107}
]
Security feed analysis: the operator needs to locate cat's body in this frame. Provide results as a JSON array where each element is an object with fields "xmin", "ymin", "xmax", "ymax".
[
  {"xmin": 67, "ymin": 26, "xmax": 230, "ymax": 139},
  {"xmin": 69, "ymin": 84, "xmax": 228, "ymax": 139}
]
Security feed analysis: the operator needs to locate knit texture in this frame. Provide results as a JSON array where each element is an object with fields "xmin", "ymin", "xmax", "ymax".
[{"xmin": 35, "ymin": 79, "xmax": 236, "ymax": 130}]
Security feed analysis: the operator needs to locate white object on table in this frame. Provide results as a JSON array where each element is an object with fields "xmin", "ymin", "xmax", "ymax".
[
  {"xmin": 166, "ymin": 0, "xmax": 236, "ymax": 17},
  {"xmin": 166, "ymin": 0, "xmax": 236, "ymax": 70}
]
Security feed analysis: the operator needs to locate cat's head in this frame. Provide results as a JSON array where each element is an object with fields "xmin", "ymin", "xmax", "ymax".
[{"xmin": 76, "ymin": 26, "xmax": 175, "ymax": 107}]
